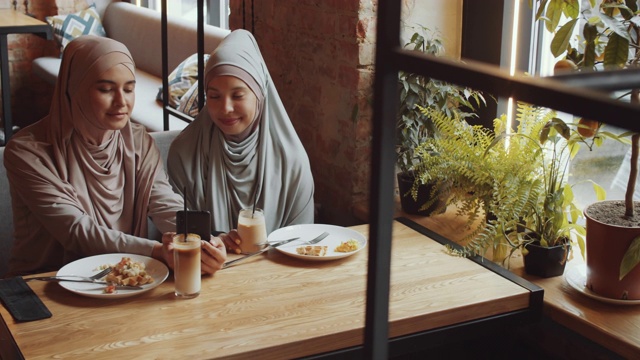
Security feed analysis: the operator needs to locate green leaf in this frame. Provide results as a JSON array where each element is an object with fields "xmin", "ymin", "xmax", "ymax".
[
  {"xmin": 551, "ymin": 18, "xmax": 578, "ymax": 57},
  {"xmin": 536, "ymin": 0, "xmax": 550, "ymax": 20},
  {"xmin": 550, "ymin": 117, "xmax": 571, "ymax": 139},
  {"xmin": 562, "ymin": 0, "xmax": 579, "ymax": 19},
  {"xmin": 620, "ymin": 236, "xmax": 640, "ymax": 280},
  {"xmin": 583, "ymin": 41, "xmax": 596, "ymax": 69},
  {"xmin": 600, "ymin": 13, "xmax": 631, "ymax": 42},
  {"xmin": 545, "ymin": 0, "xmax": 565, "ymax": 32},
  {"xmin": 582, "ymin": 22, "xmax": 598, "ymax": 43},
  {"xmin": 604, "ymin": 33, "xmax": 630, "ymax": 69},
  {"xmin": 592, "ymin": 181, "xmax": 607, "ymax": 201},
  {"xmin": 623, "ymin": 0, "xmax": 637, "ymax": 19}
]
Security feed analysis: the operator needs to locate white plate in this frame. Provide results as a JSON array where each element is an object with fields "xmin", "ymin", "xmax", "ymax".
[
  {"xmin": 564, "ymin": 265, "xmax": 640, "ymax": 305},
  {"xmin": 268, "ymin": 224, "xmax": 367, "ymax": 261},
  {"xmin": 56, "ymin": 254, "xmax": 169, "ymax": 299}
]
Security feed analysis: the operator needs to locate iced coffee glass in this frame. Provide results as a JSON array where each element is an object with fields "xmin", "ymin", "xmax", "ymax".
[
  {"xmin": 237, "ymin": 208, "xmax": 268, "ymax": 253},
  {"xmin": 173, "ymin": 233, "xmax": 201, "ymax": 298}
]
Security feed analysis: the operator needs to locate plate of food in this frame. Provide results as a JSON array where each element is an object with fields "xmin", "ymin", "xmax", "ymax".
[
  {"xmin": 56, "ymin": 254, "xmax": 169, "ymax": 299},
  {"xmin": 268, "ymin": 224, "xmax": 366, "ymax": 261}
]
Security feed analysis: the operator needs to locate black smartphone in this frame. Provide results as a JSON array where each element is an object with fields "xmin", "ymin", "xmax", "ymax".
[{"xmin": 176, "ymin": 210, "xmax": 211, "ymax": 241}]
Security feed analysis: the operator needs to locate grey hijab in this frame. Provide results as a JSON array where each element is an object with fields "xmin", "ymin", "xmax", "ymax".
[{"xmin": 167, "ymin": 29, "xmax": 314, "ymax": 234}]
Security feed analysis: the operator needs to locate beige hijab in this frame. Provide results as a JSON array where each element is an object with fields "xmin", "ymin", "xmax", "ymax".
[
  {"xmin": 168, "ymin": 29, "xmax": 315, "ymax": 234},
  {"xmin": 4, "ymin": 36, "xmax": 163, "ymax": 273}
]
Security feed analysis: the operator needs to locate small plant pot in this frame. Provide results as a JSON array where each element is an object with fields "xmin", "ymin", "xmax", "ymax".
[
  {"xmin": 585, "ymin": 200, "xmax": 640, "ymax": 300},
  {"xmin": 397, "ymin": 172, "xmax": 447, "ymax": 216},
  {"xmin": 523, "ymin": 242, "xmax": 570, "ymax": 278}
]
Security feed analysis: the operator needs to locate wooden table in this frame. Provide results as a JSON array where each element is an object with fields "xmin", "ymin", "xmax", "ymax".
[
  {"xmin": 0, "ymin": 9, "xmax": 51, "ymax": 144},
  {"xmin": 512, "ymin": 256, "xmax": 640, "ymax": 359},
  {"xmin": 357, "ymin": 201, "xmax": 640, "ymax": 359},
  {"xmin": 0, "ymin": 219, "xmax": 542, "ymax": 359}
]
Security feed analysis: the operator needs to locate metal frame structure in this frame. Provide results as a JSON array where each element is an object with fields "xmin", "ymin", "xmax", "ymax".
[
  {"xmin": 364, "ymin": 0, "xmax": 640, "ymax": 358},
  {"xmin": 160, "ymin": 0, "xmax": 208, "ymax": 131}
]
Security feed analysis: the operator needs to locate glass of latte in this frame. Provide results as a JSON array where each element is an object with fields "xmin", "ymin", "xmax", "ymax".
[
  {"xmin": 173, "ymin": 233, "xmax": 201, "ymax": 298},
  {"xmin": 237, "ymin": 208, "xmax": 268, "ymax": 253}
]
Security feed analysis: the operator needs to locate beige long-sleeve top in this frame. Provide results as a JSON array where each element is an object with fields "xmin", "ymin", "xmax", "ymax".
[{"xmin": 3, "ymin": 36, "xmax": 184, "ymax": 276}]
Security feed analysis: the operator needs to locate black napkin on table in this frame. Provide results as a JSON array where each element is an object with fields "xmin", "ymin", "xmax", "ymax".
[{"xmin": 0, "ymin": 277, "xmax": 52, "ymax": 322}]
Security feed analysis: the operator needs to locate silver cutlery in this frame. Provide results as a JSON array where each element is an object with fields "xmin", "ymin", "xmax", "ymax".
[
  {"xmin": 301, "ymin": 231, "xmax": 329, "ymax": 245},
  {"xmin": 25, "ymin": 277, "xmax": 143, "ymax": 290},
  {"xmin": 25, "ymin": 266, "xmax": 113, "ymax": 283},
  {"xmin": 222, "ymin": 232, "xmax": 329, "ymax": 269},
  {"xmin": 254, "ymin": 236, "xmax": 300, "ymax": 247},
  {"xmin": 222, "ymin": 237, "xmax": 300, "ymax": 269},
  {"xmin": 24, "ymin": 267, "xmax": 143, "ymax": 289}
]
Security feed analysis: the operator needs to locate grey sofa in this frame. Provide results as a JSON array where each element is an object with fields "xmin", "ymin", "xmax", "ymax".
[
  {"xmin": 32, "ymin": 1, "xmax": 229, "ymax": 132},
  {"xmin": 0, "ymin": 130, "xmax": 181, "ymax": 278}
]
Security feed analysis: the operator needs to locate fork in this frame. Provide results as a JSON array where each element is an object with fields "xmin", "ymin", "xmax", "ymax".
[
  {"xmin": 25, "ymin": 266, "xmax": 113, "ymax": 282},
  {"xmin": 301, "ymin": 231, "xmax": 330, "ymax": 245}
]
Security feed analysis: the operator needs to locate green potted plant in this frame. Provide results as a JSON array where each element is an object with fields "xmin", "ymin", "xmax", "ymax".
[
  {"xmin": 502, "ymin": 110, "xmax": 611, "ymax": 277},
  {"xmin": 411, "ymin": 103, "xmax": 545, "ymax": 265},
  {"xmin": 536, "ymin": 0, "xmax": 640, "ymax": 297},
  {"xmin": 414, "ymin": 101, "xmax": 617, "ymax": 275},
  {"xmin": 396, "ymin": 26, "xmax": 486, "ymax": 216}
]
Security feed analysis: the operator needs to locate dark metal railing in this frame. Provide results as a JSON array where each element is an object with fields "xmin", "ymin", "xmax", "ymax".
[{"xmin": 366, "ymin": 0, "xmax": 640, "ymax": 358}]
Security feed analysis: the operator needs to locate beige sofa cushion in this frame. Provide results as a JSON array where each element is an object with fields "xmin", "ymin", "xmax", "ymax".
[
  {"xmin": 103, "ymin": 3, "xmax": 229, "ymax": 79},
  {"xmin": 32, "ymin": 2, "xmax": 229, "ymax": 132}
]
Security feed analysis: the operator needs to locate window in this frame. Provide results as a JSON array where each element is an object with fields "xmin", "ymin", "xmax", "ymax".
[
  {"xmin": 526, "ymin": 2, "xmax": 636, "ymax": 207},
  {"xmin": 135, "ymin": 0, "xmax": 229, "ymax": 29}
]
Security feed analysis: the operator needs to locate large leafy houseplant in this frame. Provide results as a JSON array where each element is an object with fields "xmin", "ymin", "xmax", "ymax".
[
  {"xmin": 412, "ymin": 104, "xmax": 546, "ymax": 265},
  {"xmin": 414, "ymin": 102, "xmax": 615, "ymax": 270},
  {"xmin": 396, "ymin": 26, "xmax": 486, "ymax": 215},
  {"xmin": 536, "ymin": 0, "xmax": 640, "ymax": 296},
  {"xmin": 499, "ymin": 107, "xmax": 615, "ymax": 274}
]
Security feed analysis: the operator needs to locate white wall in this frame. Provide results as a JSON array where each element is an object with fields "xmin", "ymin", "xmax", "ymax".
[{"xmin": 401, "ymin": 0, "xmax": 463, "ymax": 58}]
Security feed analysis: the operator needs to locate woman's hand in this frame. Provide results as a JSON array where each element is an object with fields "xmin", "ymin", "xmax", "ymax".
[
  {"xmin": 218, "ymin": 230, "xmax": 242, "ymax": 254},
  {"xmin": 156, "ymin": 232, "xmax": 227, "ymax": 275},
  {"xmin": 152, "ymin": 232, "xmax": 176, "ymax": 268},
  {"xmin": 201, "ymin": 235, "xmax": 227, "ymax": 274}
]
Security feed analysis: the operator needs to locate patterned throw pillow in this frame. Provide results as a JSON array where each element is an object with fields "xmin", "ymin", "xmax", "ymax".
[
  {"xmin": 177, "ymin": 80, "xmax": 201, "ymax": 117},
  {"xmin": 46, "ymin": 4, "xmax": 106, "ymax": 51},
  {"xmin": 157, "ymin": 53, "xmax": 210, "ymax": 108}
]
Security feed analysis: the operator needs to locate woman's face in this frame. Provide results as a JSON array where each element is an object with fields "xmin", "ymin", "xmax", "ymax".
[
  {"xmin": 206, "ymin": 75, "xmax": 258, "ymax": 137},
  {"xmin": 86, "ymin": 64, "xmax": 136, "ymax": 132}
]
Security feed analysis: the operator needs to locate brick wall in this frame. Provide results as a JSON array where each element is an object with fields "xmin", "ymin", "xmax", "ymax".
[{"xmin": 229, "ymin": 0, "xmax": 376, "ymax": 226}]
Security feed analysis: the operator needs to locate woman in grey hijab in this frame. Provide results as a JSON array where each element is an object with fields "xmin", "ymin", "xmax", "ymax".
[
  {"xmin": 4, "ymin": 36, "xmax": 226, "ymax": 276},
  {"xmin": 167, "ymin": 30, "xmax": 315, "ymax": 253}
]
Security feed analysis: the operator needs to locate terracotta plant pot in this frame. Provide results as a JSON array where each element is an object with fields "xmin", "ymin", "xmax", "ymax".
[
  {"xmin": 397, "ymin": 172, "xmax": 447, "ymax": 216},
  {"xmin": 585, "ymin": 200, "xmax": 640, "ymax": 300},
  {"xmin": 523, "ymin": 241, "xmax": 570, "ymax": 278}
]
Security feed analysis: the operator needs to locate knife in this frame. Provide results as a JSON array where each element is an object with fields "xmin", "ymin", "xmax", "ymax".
[
  {"xmin": 26, "ymin": 277, "xmax": 144, "ymax": 290},
  {"xmin": 222, "ymin": 237, "xmax": 300, "ymax": 269}
]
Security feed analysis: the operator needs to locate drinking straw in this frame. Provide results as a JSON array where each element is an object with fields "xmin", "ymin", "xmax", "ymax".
[
  {"xmin": 183, "ymin": 186, "xmax": 188, "ymax": 241},
  {"xmin": 251, "ymin": 197, "xmax": 257, "ymax": 219}
]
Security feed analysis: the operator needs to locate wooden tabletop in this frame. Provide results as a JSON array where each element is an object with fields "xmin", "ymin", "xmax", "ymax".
[
  {"xmin": 359, "ymin": 201, "xmax": 640, "ymax": 359},
  {"xmin": 513, "ymin": 256, "xmax": 640, "ymax": 359},
  {"xmin": 0, "ymin": 10, "xmax": 50, "ymax": 35},
  {"xmin": 0, "ymin": 220, "xmax": 538, "ymax": 359}
]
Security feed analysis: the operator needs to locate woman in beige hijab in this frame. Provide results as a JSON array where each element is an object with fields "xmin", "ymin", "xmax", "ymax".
[
  {"xmin": 4, "ymin": 36, "xmax": 226, "ymax": 276},
  {"xmin": 167, "ymin": 30, "xmax": 314, "ymax": 253}
]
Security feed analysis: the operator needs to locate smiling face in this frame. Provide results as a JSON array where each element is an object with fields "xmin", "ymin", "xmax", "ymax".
[
  {"xmin": 206, "ymin": 75, "xmax": 258, "ymax": 139},
  {"xmin": 84, "ymin": 64, "xmax": 136, "ymax": 135}
]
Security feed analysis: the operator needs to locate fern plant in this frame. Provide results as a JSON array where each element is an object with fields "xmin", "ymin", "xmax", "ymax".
[
  {"xmin": 413, "ymin": 102, "xmax": 615, "ymax": 267},
  {"xmin": 412, "ymin": 104, "xmax": 545, "ymax": 264}
]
